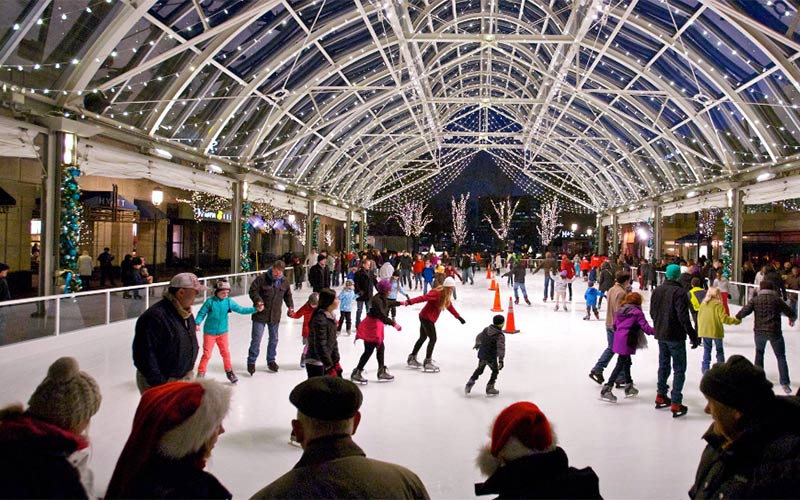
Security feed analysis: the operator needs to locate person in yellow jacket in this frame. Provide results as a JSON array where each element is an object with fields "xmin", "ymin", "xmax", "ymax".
[
  {"xmin": 697, "ymin": 287, "xmax": 741, "ymax": 373},
  {"xmin": 688, "ymin": 277, "xmax": 706, "ymax": 334}
]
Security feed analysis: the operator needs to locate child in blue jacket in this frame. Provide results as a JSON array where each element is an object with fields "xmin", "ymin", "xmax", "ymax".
[
  {"xmin": 195, "ymin": 279, "xmax": 262, "ymax": 383},
  {"xmin": 388, "ymin": 271, "xmax": 409, "ymax": 321},
  {"xmin": 583, "ymin": 281, "xmax": 605, "ymax": 321},
  {"xmin": 337, "ymin": 279, "xmax": 356, "ymax": 335},
  {"xmin": 421, "ymin": 261, "xmax": 435, "ymax": 294}
]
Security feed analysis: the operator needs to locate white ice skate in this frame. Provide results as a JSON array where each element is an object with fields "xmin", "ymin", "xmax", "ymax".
[{"xmin": 350, "ymin": 369, "xmax": 368, "ymax": 385}]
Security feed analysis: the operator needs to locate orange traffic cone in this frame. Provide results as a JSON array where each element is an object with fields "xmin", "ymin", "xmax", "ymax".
[
  {"xmin": 489, "ymin": 277, "xmax": 496, "ymax": 291},
  {"xmin": 485, "ymin": 267, "xmax": 492, "ymax": 279},
  {"xmin": 503, "ymin": 298, "xmax": 520, "ymax": 333},
  {"xmin": 491, "ymin": 287, "xmax": 503, "ymax": 312}
]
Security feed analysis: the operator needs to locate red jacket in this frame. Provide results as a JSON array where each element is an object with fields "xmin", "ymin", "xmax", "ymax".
[
  {"xmin": 407, "ymin": 289, "xmax": 461, "ymax": 323},
  {"xmin": 561, "ymin": 259, "xmax": 575, "ymax": 278},
  {"xmin": 289, "ymin": 303, "xmax": 315, "ymax": 338},
  {"xmin": 580, "ymin": 259, "xmax": 590, "ymax": 271},
  {"xmin": 590, "ymin": 255, "xmax": 602, "ymax": 269},
  {"xmin": 413, "ymin": 260, "xmax": 425, "ymax": 273}
]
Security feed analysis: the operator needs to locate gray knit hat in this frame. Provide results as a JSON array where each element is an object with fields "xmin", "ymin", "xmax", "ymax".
[{"xmin": 28, "ymin": 357, "xmax": 101, "ymax": 431}]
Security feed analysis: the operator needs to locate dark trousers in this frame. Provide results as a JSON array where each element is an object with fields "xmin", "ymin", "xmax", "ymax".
[
  {"xmin": 356, "ymin": 341, "xmax": 385, "ymax": 370},
  {"xmin": 585, "ymin": 305, "xmax": 599, "ymax": 316},
  {"xmin": 411, "ymin": 319, "xmax": 437, "ymax": 359},
  {"xmin": 100, "ymin": 267, "xmax": 114, "ymax": 286},
  {"xmin": 567, "ymin": 282, "xmax": 573, "ymax": 300},
  {"xmin": 606, "ymin": 355, "xmax": 632, "ymax": 386},
  {"xmin": 337, "ymin": 311, "xmax": 352, "ymax": 332},
  {"xmin": 389, "ymin": 305, "xmax": 397, "ymax": 320},
  {"xmin": 754, "ymin": 333, "xmax": 790, "ymax": 385},
  {"xmin": 469, "ymin": 359, "xmax": 499, "ymax": 385}
]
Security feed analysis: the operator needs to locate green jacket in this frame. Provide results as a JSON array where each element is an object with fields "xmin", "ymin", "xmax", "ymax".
[
  {"xmin": 195, "ymin": 295, "xmax": 256, "ymax": 335},
  {"xmin": 697, "ymin": 301, "xmax": 740, "ymax": 339}
]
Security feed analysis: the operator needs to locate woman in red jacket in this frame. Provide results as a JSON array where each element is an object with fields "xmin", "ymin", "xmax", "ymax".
[{"xmin": 403, "ymin": 277, "xmax": 465, "ymax": 372}]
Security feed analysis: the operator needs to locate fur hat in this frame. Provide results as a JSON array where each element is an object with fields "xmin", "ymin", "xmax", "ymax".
[
  {"xmin": 665, "ymin": 264, "xmax": 681, "ymax": 280},
  {"xmin": 376, "ymin": 279, "xmax": 392, "ymax": 295},
  {"xmin": 700, "ymin": 355, "xmax": 774, "ymax": 413},
  {"xmin": 214, "ymin": 279, "xmax": 231, "ymax": 292},
  {"xmin": 27, "ymin": 357, "xmax": 101, "ymax": 432},
  {"xmin": 442, "ymin": 276, "xmax": 457, "ymax": 287},
  {"xmin": 477, "ymin": 402, "xmax": 556, "ymax": 476}
]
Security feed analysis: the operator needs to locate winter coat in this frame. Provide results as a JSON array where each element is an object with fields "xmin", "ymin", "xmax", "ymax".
[
  {"xmin": 292, "ymin": 263, "xmax": 304, "ymax": 283},
  {"xmin": 413, "ymin": 260, "xmax": 424, "ymax": 274},
  {"xmin": 554, "ymin": 275, "xmax": 574, "ymax": 293},
  {"xmin": 338, "ymin": 288, "xmax": 356, "ymax": 312},
  {"xmin": 689, "ymin": 396, "xmax": 800, "ymax": 500},
  {"xmin": 474, "ymin": 325, "xmax": 505, "ymax": 361},
  {"xmin": 77, "ymin": 255, "xmax": 93, "ymax": 276},
  {"xmin": 107, "ymin": 454, "xmax": 230, "ymax": 499},
  {"xmin": 474, "ymin": 447, "xmax": 601, "ymax": 499},
  {"xmin": 288, "ymin": 303, "xmax": 316, "ymax": 338},
  {"xmin": 532, "ymin": 257, "xmax": 557, "ymax": 277},
  {"xmin": 305, "ymin": 309, "xmax": 339, "ymax": 369},
  {"xmin": 502, "ymin": 266, "xmax": 527, "ymax": 284},
  {"xmin": 0, "ymin": 277, "xmax": 9, "ymax": 301},
  {"xmin": 0, "ymin": 411, "xmax": 90, "ymax": 499},
  {"xmin": 560, "ymin": 259, "xmax": 575, "ymax": 278},
  {"xmin": 356, "ymin": 295, "xmax": 400, "ymax": 344},
  {"xmin": 584, "ymin": 287, "xmax": 604, "ymax": 307},
  {"xmin": 638, "ymin": 262, "xmax": 651, "ymax": 280},
  {"xmin": 598, "ymin": 266, "xmax": 614, "ymax": 292},
  {"xmin": 444, "ymin": 267, "xmax": 462, "ymax": 281},
  {"xmin": 354, "ymin": 268, "xmax": 376, "ymax": 303},
  {"xmin": 689, "ymin": 286, "xmax": 707, "ymax": 312},
  {"xmin": 133, "ymin": 297, "xmax": 199, "ymax": 387},
  {"xmin": 407, "ymin": 289, "xmax": 462, "ymax": 324},
  {"xmin": 388, "ymin": 280, "xmax": 408, "ymax": 300},
  {"xmin": 697, "ymin": 301, "xmax": 740, "ymax": 339},
  {"xmin": 588, "ymin": 268, "xmax": 597, "ymax": 283},
  {"xmin": 736, "ymin": 289, "xmax": 797, "ymax": 336},
  {"xmin": 378, "ymin": 262, "xmax": 395, "ymax": 280},
  {"xmin": 308, "ymin": 263, "xmax": 330, "ymax": 292},
  {"xmin": 251, "ymin": 435, "xmax": 430, "ymax": 499},
  {"xmin": 763, "ymin": 268, "xmax": 786, "ymax": 297},
  {"xmin": 422, "ymin": 266, "xmax": 435, "ymax": 284},
  {"xmin": 195, "ymin": 296, "xmax": 256, "ymax": 335},
  {"xmin": 249, "ymin": 268, "xmax": 294, "ymax": 324},
  {"xmin": 580, "ymin": 259, "xmax": 590, "ymax": 272},
  {"xmin": 605, "ymin": 283, "xmax": 626, "ymax": 329},
  {"xmin": 649, "ymin": 279, "xmax": 697, "ymax": 344},
  {"xmin": 612, "ymin": 303, "xmax": 654, "ymax": 355},
  {"xmin": 460, "ymin": 255, "xmax": 472, "ymax": 269},
  {"xmin": 679, "ymin": 272, "xmax": 694, "ymax": 291}
]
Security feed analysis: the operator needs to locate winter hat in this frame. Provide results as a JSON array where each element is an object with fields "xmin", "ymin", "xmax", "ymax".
[
  {"xmin": 665, "ymin": 264, "xmax": 681, "ymax": 281},
  {"xmin": 560, "ymin": 270, "xmax": 568, "ymax": 277},
  {"xmin": 214, "ymin": 279, "xmax": 231, "ymax": 292},
  {"xmin": 307, "ymin": 292, "xmax": 319, "ymax": 306},
  {"xmin": 345, "ymin": 279, "xmax": 354, "ymax": 287},
  {"xmin": 27, "ymin": 357, "xmax": 101, "ymax": 432},
  {"xmin": 442, "ymin": 276, "xmax": 457, "ymax": 287},
  {"xmin": 105, "ymin": 379, "xmax": 230, "ymax": 498},
  {"xmin": 700, "ymin": 355, "xmax": 774, "ymax": 413},
  {"xmin": 435, "ymin": 265, "xmax": 445, "ymax": 273},
  {"xmin": 290, "ymin": 376, "xmax": 363, "ymax": 421},
  {"xmin": 169, "ymin": 272, "xmax": 206, "ymax": 292},
  {"xmin": 493, "ymin": 315, "xmax": 505, "ymax": 327},
  {"xmin": 376, "ymin": 279, "xmax": 392, "ymax": 295},
  {"xmin": 490, "ymin": 402, "xmax": 554, "ymax": 458}
]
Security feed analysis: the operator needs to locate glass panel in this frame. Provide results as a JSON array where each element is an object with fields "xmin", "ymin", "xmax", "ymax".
[{"xmin": 0, "ymin": 298, "xmax": 56, "ymax": 345}]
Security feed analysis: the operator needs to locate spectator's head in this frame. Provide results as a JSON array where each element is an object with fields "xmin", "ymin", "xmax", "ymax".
[
  {"xmin": 759, "ymin": 280, "xmax": 775, "ymax": 290},
  {"xmin": 716, "ymin": 270, "xmax": 723, "ymax": 279},
  {"xmin": 392, "ymin": 270, "xmax": 400, "ymax": 280},
  {"xmin": 793, "ymin": 266, "xmax": 799, "ymax": 276},
  {"xmin": 0, "ymin": 262, "xmax": 8, "ymax": 278},
  {"xmin": 214, "ymin": 279, "xmax": 231, "ymax": 298},
  {"xmin": 26, "ymin": 357, "xmax": 101, "ymax": 436},
  {"xmin": 106, "ymin": 380, "xmax": 230, "ymax": 497},
  {"xmin": 307, "ymin": 292, "xmax": 319, "ymax": 307},
  {"xmin": 271, "ymin": 260, "xmax": 285, "ymax": 279},
  {"xmin": 615, "ymin": 271, "xmax": 631, "ymax": 285},
  {"xmin": 344, "ymin": 279, "xmax": 354, "ymax": 288},
  {"xmin": 104, "ymin": 247, "xmax": 110, "ymax": 252},
  {"xmin": 168, "ymin": 273, "xmax": 206, "ymax": 308},
  {"xmin": 691, "ymin": 277, "xmax": 702, "ymax": 288},
  {"xmin": 376, "ymin": 279, "xmax": 392, "ymax": 296},
  {"xmin": 289, "ymin": 377, "xmax": 363, "ymax": 449},
  {"xmin": 477, "ymin": 402, "xmax": 556, "ymax": 476},
  {"xmin": 362, "ymin": 259, "xmax": 371, "ymax": 270},
  {"xmin": 621, "ymin": 292, "xmax": 643, "ymax": 306},
  {"xmin": 665, "ymin": 264, "xmax": 681, "ymax": 281},
  {"xmin": 318, "ymin": 288, "xmax": 338, "ymax": 311},
  {"xmin": 700, "ymin": 355, "xmax": 774, "ymax": 441},
  {"xmin": 317, "ymin": 254, "xmax": 327, "ymax": 266}
]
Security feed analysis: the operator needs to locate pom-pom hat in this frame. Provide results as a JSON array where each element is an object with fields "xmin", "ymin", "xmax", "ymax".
[
  {"xmin": 27, "ymin": 357, "xmax": 101, "ymax": 432},
  {"xmin": 214, "ymin": 279, "xmax": 231, "ymax": 292},
  {"xmin": 376, "ymin": 279, "xmax": 392, "ymax": 294},
  {"xmin": 491, "ymin": 402, "xmax": 554, "ymax": 457}
]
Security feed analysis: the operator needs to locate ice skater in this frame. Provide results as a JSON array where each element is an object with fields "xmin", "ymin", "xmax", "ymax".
[
  {"xmin": 583, "ymin": 281, "xmax": 604, "ymax": 320},
  {"xmin": 697, "ymin": 287, "xmax": 740, "ymax": 374},
  {"xmin": 553, "ymin": 270, "xmax": 575, "ymax": 311},
  {"xmin": 465, "ymin": 314, "xmax": 505, "ymax": 396},
  {"xmin": 403, "ymin": 277, "xmax": 465, "ymax": 372},
  {"xmin": 351, "ymin": 279, "xmax": 402, "ymax": 384},
  {"xmin": 387, "ymin": 271, "xmax": 409, "ymax": 320},
  {"xmin": 337, "ymin": 280, "xmax": 355, "ymax": 335},
  {"xmin": 288, "ymin": 293, "xmax": 318, "ymax": 368}
]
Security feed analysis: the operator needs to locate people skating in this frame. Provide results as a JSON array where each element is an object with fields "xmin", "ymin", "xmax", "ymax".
[
  {"xmin": 421, "ymin": 260, "xmax": 435, "ymax": 294},
  {"xmin": 403, "ymin": 276, "xmax": 465, "ymax": 372},
  {"xmin": 412, "ymin": 254, "xmax": 425, "ymax": 290},
  {"xmin": 292, "ymin": 256, "xmax": 304, "ymax": 290},
  {"xmin": 387, "ymin": 271, "xmax": 409, "ymax": 320},
  {"xmin": 0, "ymin": 357, "xmax": 102, "ymax": 498},
  {"xmin": 596, "ymin": 261, "xmax": 614, "ymax": 308},
  {"xmin": 689, "ymin": 355, "xmax": 800, "ymax": 499},
  {"xmin": 195, "ymin": 279, "xmax": 261, "ymax": 384},
  {"xmin": 354, "ymin": 259, "xmax": 376, "ymax": 329},
  {"xmin": 532, "ymin": 251, "xmax": 558, "ymax": 302},
  {"xmin": 583, "ymin": 281, "xmax": 604, "ymax": 320},
  {"xmin": 502, "ymin": 260, "xmax": 531, "ymax": 305},
  {"xmin": 444, "ymin": 263, "xmax": 463, "ymax": 299},
  {"xmin": 466, "ymin": 314, "xmax": 506, "ymax": 396},
  {"xmin": 735, "ymin": 280, "xmax": 797, "ymax": 394},
  {"xmin": 688, "ymin": 277, "xmax": 707, "ymax": 334},
  {"xmin": 337, "ymin": 280, "xmax": 355, "ymax": 335},
  {"xmin": 251, "ymin": 377, "xmax": 430, "ymax": 499},
  {"xmin": 697, "ymin": 287, "xmax": 741, "ymax": 374},
  {"xmin": 351, "ymin": 279, "xmax": 402, "ymax": 384},
  {"xmin": 247, "ymin": 260, "xmax": 294, "ymax": 374},
  {"xmin": 712, "ymin": 270, "xmax": 731, "ymax": 315},
  {"xmin": 133, "ymin": 273, "xmax": 204, "ymax": 393},
  {"xmin": 599, "ymin": 293, "xmax": 655, "ymax": 403},
  {"xmin": 474, "ymin": 402, "xmax": 601, "ymax": 499},
  {"xmin": 288, "ymin": 292, "xmax": 318, "ymax": 368},
  {"xmin": 589, "ymin": 271, "xmax": 631, "ymax": 385},
  {"xmin": 553, "ymin": 270, "xmax": 575, "ymax": 311},
  {"xmin": 305, "ymin": 289, "xmax": 342, "ymax": 378},
  {"xmin": 105, "ymin": 380, "xmax": 231, "ymax": 499},
  {"xmin": 638, "ymin": 258, "xmax": 651, "ymax": 290},
  {"xmin": 650, "ymin": 264, "xmax": 699, "ymax": 417},
  {"xmin": 560, "ymin": 255, "xmax": 576, "ymax": 301}
]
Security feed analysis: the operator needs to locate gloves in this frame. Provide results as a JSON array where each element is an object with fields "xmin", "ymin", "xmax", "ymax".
[
  {"xmin": 402, "ymin": 300, "xmax": 409, "ymax": 306},
  {"xmin": 458, "ymin": 317, "xmax": 466, "ymax": 325},
  {"xmin": 394, "ymin": 322, "xmax": 402, "ymax": 332},
  {"xmin": 498, "ymin": 359, "xmax": 504, "ymax": 371},
  {"xmin": 690, "ymin": 339, "xmax": 700, "ymax": 349}
]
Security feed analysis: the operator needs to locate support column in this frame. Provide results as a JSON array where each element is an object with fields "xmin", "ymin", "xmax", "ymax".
[
  {"xmin": 346, "ymin": 210, "xmax": 353, "ymax": 253},
  {"xmin": 611, "ymin": 213, "xmax": 620, "ymax": 257},
  {"xmin": 730, "ymin": 188, "xmax": 743, "ymax": 283},
  {"xmin": 306, "ymin": 198, "xmax": 316, "ymax": 252},
  {"xmin": 360, "ymin": 210, "xmax": 367, "ymax": 250},
  {"xmin": 596, "ymin": 213, "xmax": 605, "ymax": 255},
  {"xmin": 229, "ymin": 181, "xmax": 243, "ymax": 274},
  {"xmin": 39, "ymin": 131, "xmax": 60, "ymax": 297},
  {"xmin": 652, "ymin": 204, "xmax": 662, "ymax": 260}
]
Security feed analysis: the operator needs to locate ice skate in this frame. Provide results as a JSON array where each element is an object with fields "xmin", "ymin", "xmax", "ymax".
[
  {"xmin": 350, "ymin": 368, "xmax": 368, "ymax": 385},
  {"xmin": 247, "ymin": 363, "xmax": 256, "ymax": 376},
  {"xmin": 525, "ymin": 298, "xmax": 531, "ymax": 305},
  {"xmin": 422, "ymin": 358, "xmax": 440, "ymax": 372},
  {"xmin": 671, "ymin": 403, "xmax": 688, "ymax": 418},
  {"xmin": 226, "ymin": 370, "xmax": 238, "ymax": 384},
  {"xmin": 554, "ymin": 304, "xmax": 559, "ymax": 311},
  {"xmin": 514, "ymin": 297, "xmax": 519, "ymax": 304},
  {"xmin": 196, "ymin": 371, "xmax": 205, "ymax": 378},
  {"xmin": 782, "ymin": 384, "xmax": 792, "ymax": 394},
  {"xmin": 624, "ymin": 383, "xmax": 638, "ymax": 398},
  {"xmin": 583, "ymin": 315, "xmax": 590, "ymax": 321},
  {"xmin": 655, "ymin": 393, "xmax": 671, "ymax": 409},
  {"xmin": 588, "ymin": 370, "xmax": 604, "ymax": 384},
  {"xmin": 594, "ymin": 312, "xmax": 600, "ymax": 320},
  {"xmin": 465, "ymin": 379, "xmax": 475, "ymax": 394},
  {"xmin": 407, "ymin": 354, "xmax": 422, "ymax": 368},
  {"xmin": 486, "ymin": 384, "xmax": 499, "ymax": 396},
  {"xmin": 267, "ymin": 361, "xmax": 279, "ymax": 373},
  {"xmin": 564, "ymin": 305, "xmax": 569, "ymax": 312},
  {"xmin": 377, "ymin": 366, "xmax": 394, "ymax": 381},
  {"xmin": 600, "ymin": 385, "xmax": 617, "ymax": 403}
]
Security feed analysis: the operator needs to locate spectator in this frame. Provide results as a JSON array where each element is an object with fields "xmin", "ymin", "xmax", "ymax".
[
  {"xmin": 133, "ymin": 272, "xmax": 203, "ymax": 394},
  {"xmin": 474, "ymin": 402, "xmax": 600, "ymax": 499},
  {"xmin": 785, "ymin": 266, "xmax": 799, "ymax": 316},
  {"xmin": 689, "ymin": 355, "xmax": 800, "ymax": 499},
  {"xmin": 251, "ymin": 377, "xmax": 430, "ymax": 499},
  {"xmin": 736, "ymin": 280, "xmax": 797, "ymax": 394},
  {"xmin": 106, "ymin": 380, "xmax": 231, "ymax": 499},
  {"xmin": 354, "ymin": 259, "xmax": 376, "ymax": 328},
  {"xmin": 77, "ymin": 251, "xmax": 93, "ymax": 290},
  {"xmin": 97, "ymin": 247, "xmax": 115, "ymax": 287},
  {"xmin": 0, "ymin": 262, "xmax": 10, "ymax": 301},
  {"xmin": 0, "ymin": 357, "xmax": 101, "ymax": 498},
  {"xmin": 305, "ymin": 289, "xmax": 341, "ymax": 378},
  {"xmin": 308, "ymin": 254, "xmax": 331, "ymax": 293},
  {"xmin": 248, "ymin": 260, "xmax": 294, "ymax": 374}
]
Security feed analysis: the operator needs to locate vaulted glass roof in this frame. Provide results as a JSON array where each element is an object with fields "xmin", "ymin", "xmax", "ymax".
[{"xmin": 2, "ymin": 0, "xmax": 799, "ymax": 211}]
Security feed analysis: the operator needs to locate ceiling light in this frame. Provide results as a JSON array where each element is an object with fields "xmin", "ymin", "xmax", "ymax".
[
  {"xmin": 275, "ymin": 183, "xmax": 286, "ymax": 191},
  {"xmin": 206, "ymin": 164, "xmax": 223, "ymax": 174},
  {"xmin": 297, "ymin": 190, "xmax": 307, "ymax": 197},
  {"xmin": 150, "ymin": 147, "xmax": 172, "ymax": 160},
  {"xmin": 756, "ymin": 172, "xmax": 775, "ymax": 182},
  {"xmin": 686, "ymin": 190, "xmax": 698, "ymax": 198},
  {"xmin": 330, "ymin": 200, "xmax": 338, "ymax": 206}
]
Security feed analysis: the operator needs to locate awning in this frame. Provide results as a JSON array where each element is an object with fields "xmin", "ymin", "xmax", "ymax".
[
  {"xmin": 81, "ymin": 191, "xmax": 138, "ymax": 211},
  {"xmin": 674, "ymin": 233, "xmax": 708, "ymax": 244},
  {"xmin": 0, "ymin": 187, "xmax": 16, "ymax": 206},
  {"xmin": 134, "ymin": 199, "xmax": 167, "ymax": 220}
]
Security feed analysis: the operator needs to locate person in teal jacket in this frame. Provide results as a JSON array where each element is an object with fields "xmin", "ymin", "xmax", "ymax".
[{"xmin": 196, "ymin": 279, "xmax": 262, "ymax": 383}]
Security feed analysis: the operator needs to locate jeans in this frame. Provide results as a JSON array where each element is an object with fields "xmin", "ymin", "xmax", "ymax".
[
  {"xmin": 462, "ymin": 267, "xmax": 474, "ymax": 284},
  {"xmin": 356, "ymin": 300, "xmax": 366, "ymax": 328},
  {"xmin": 331, "ymin": 271, "xmax": 340, "ymax": 287},
  {"xmin": 607, "ymin": 355, "xmax": 632, "ymax": 386},
  {"xmin": 567, "ymin": 282, "xmax": 573, "ymax": 301},
  {"xmin": 401, "ymin": 269, "xmax": 412, "ymax": 287},
  {"xmin": 469, "ymin": 359, "xmax": 499, "ymax": 385},
  {"xmin": 701, "ymin": 338, "xmax": 724, "ymax": 373},
  {"xmin": 592, "ymin": 328, "xmax": 616, "ymax": 372},
  {"xmin": 248, "ymin": 321, "xmax": 280, "ymax": 364},
  {"xmin": 414, "ymin": 272, "xmax": 423, "ymax": 289},
  {"xmin": 657, "ymin": 340, "xmax": 687, "ymax": 404},
  {"xmin": 543, "ymin": 274, "xmax": 554, "ymax": 299},
  {"xmin": 423, "ymin": 280, "xmax": 432, "ymax": 294},
  {"xmin": 513, "ymin": 282, "xmax": 528, "ymax": 300},
  {"xmin": 754, "ymin": 333, "xmax": 790, "ymax": 385}
]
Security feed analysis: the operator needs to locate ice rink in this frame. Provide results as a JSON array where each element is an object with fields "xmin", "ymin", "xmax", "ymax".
[{"xmin": 0, "ymin": 273, "xmax": 797, "ymax": 499}]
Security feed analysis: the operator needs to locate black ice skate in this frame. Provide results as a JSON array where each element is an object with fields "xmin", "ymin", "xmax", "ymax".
[
  {"xmin": 671, "ymin": 403, "xmax": 688, "ymax": 418},
  {"xmin": 465, "ymin": 379, "xmax": 475, "ymax": 394},
  {"xmin": 350, "ymin": 369, "xmax": 368, "ymax": 384},
  {"xmin": 486, "ymin": 384, "xmax": 499, "ymax": 396},
  {"xmin": 600, "ymin": 385, "xmax": 617, "ymax": 403},
  {"xmin": 624, "ymin": 383, "xmax": 638, "ymax": 398},
  {"xmin": 422, "ymin": 358, "xmax": 440, "ymax": 372},
  {"xmin": 588, "ymin": 370, "xmax": 604, "ymax": 384},
  {"xmin": 247, "ymin": 363, "xmax": 256, "ymax": 376},
  {"xmin": 377, "ymin": 366, "xmax": 394, "ymax": 381},
  {"xmin": 654, "ymin": 393, "xmax": 671, "ymax": 409},
  {"xmin": 407, "ymin": 354, "xmax": 422, "ymax": 369},
  {"xmin": 226, "ymin": 370, "xmax": 238, "ymax": 384}
]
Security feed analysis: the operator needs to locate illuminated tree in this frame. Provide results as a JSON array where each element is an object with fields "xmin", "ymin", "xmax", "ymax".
[
  {"xmin": 451, "ymin": 193, "xmax": 470, "ymax": 251},
  {"xmin": 482, "ymin": 197, "xmax": 520, "ymax": 248}
]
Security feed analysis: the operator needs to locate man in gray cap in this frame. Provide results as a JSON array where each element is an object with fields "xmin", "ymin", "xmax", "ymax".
[
  {"xmin": 251, "ymin": 377, "xmax": 430, "ymax": 499},
  {"xmin": 689, "ymin": 355, "xmax": 800, "ymax": 499}
]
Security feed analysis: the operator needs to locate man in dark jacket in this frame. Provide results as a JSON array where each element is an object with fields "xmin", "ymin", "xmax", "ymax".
[
  {"xmin": 399, "ymin": 250, "xmax": 413, "ymax": 287},
  {"xmin": 502, "ymin": 261, "xmax": 530, "ymax": 305},
  {"xmin": 763, "ymin": 260, "xmax": 787, "ymax": 299},
  {"xmin": 596, "ymin": 261, "xmax": 614, "ymax": 308},
  {"xmin": 252, "ymin": 377, "xmax": 430, "ymax": 499},
  {"xmin": 248, "ymin": 260, "xmax": 294, "ymax": 374},
  {"xmin": 308, "ymin": 254, "xmax": 330, "ymax": 293},
  {"xmin": 460, "ymin": 253, "xmax": 474, "ymax": 285},
  {"xmin": 133, "ymin": 272, "xmax": 203, "ymax": 393},
  {"xmin": 736, "ymin": 280, "xmax": 797, "ymax": 394},
  {"xmin": 690, "ymin": 355, "xmax": 800, "ymax": 499},
  {"xmin": 354, "ymin": 259, "xmax": 376, "ymax": 329},
  {"xmin": 532, "ymin": 252, "xmax": 558, "ymax": 301},
  {"xmin": 650, "ymin": 264, "xmax": 699, "ymax": 417}
]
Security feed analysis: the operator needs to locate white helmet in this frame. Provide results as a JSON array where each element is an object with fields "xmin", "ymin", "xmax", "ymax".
[{"xmin": 442, "ymin": 276, "xmax": 457, "ymax": 287}]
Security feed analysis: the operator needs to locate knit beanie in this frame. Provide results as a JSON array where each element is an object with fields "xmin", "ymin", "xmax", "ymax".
[
  {"xmin": 700, "ymin": 355, "xmax": 774, "ymax": 413},
  {"xmin": 308, "ymin": 292, "xmax": 319, "ymax": 306},
  {"xmin": 376, "ymin": 279, "xmax": 392, "ymax": 295},
  {"xmin": 27, "ymin": 357, "xmax": 101, "ymax": 432},
  {"xmin": 665, "ymin": 264, "xmax": 681, "ymax": 280},
  {"xmin": 491, "ymin": 402, "xmax": 554, "ymax": 457}
]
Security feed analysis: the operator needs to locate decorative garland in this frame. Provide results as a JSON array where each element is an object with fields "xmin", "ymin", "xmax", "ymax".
[
  {"xmin": 312, "ymin": 215, "xmax": 320, "ymax": 249},
  {"xmin": 351, "ymin": 222, "xmax": 358, "ymax": 251},
  {"xmin": 240, "ymin": 201, "xmax": 253, "ymax": 272},
  {"xmin": 60, "ymin": 165, "xmax": 83, "ymax": 293},
  {"xmin": 177, "ymin": 191, "xmax": 231, "ymax": 222},
  {"xmin": 722, "ymin": 209, "xmax": 733, "ymax": 278}
]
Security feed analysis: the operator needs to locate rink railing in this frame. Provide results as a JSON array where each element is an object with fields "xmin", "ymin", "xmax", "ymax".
[{"xmin": 0, "ymin": 271, "xmax": 264, "ymax": 347}]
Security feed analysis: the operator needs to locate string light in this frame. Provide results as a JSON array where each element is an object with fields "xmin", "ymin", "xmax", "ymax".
[{"xmin": 451, "ymin": 193, "xmax": 470, "ymax": 249}]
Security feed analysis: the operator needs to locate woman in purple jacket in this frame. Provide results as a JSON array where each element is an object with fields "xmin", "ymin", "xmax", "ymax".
[{"xmin": 600, "ymin": 292, "xmax": 654, "ymax": 403}]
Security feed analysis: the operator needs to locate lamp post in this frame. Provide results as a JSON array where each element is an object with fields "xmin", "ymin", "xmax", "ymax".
[{"xmin": 151, "ymin": 187, "xmax": 163, "ymax": 282}]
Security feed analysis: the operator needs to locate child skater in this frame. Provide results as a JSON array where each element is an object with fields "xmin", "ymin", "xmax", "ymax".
[
  {"xmin": 553, "ymin": 269, "xmax": 575, "ymax": 312},
  {"xmin": 288, "ymin": 292, "xmax": 318, "ymax": 368},
  {"xmin": 351, "ymin": 279, "xmax": 402, "ymax": 384},
  {"xmin": 403, "ymin": 276, "xmax": 465, "ymax": 372},
  {"xmin": 712, "ymin": 270, "xmax": 731, "ymax": 315},
  {"xmin": 697, "ymin": 287, "xmax": 741, "ymax": 373},
  {"xmin": 292, "ymin": 257, "xmax": 304, "ymax": 290},
  {"xmin": 583, "ymin": 281, "xmax": 604, "ymax": 320},
  {"xmin": 422, "ymin": 260, "xmax": 435, "ymax": 294},
  {"xmin": 465, "ymin": 314, "xmax": 505, "ymax": 396},
  {"xmin": 337, "ymin": 279, "xmax": 356, "ymax": 335},
  {"xmin": 195, "ymin": 279, "xmax": 262, "ymax": 383},
  {"xmin": 599, "ymin": 292, "xmax": 654, "ymax": 403},
  {"xmin": 387, "ymin": 271, "xmax": 409, "ymax": 321}
]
